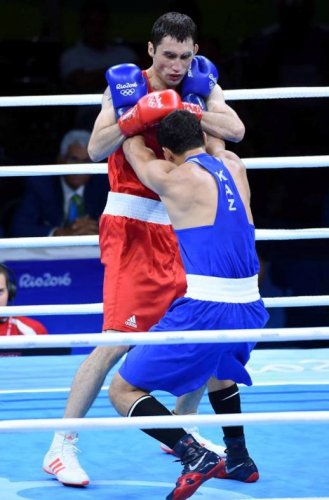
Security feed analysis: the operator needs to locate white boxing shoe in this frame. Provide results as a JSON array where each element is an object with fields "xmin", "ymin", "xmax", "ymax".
[{"xmin": 42, "ymin": 432, "xmax": 90, "ymax": 486}]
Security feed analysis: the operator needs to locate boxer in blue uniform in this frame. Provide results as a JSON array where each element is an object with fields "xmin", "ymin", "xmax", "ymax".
[{"xmin": 109, "ymin": 109, "xmax": 269, "ymax": 500}]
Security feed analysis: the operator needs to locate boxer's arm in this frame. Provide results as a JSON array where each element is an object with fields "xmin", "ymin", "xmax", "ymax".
[
  {"xmin": 206, "ymin": 133, "xmax": 226, "ymax": 154},
  {"xmin": 88, "ymin": 88, "xmax": 125, "ymax": 162},
  {"xmin": 201, "ymin": 85, "xmax": 245, "ymax": 143},
  {"xmin": 89, "ymin": 64, "xmax": 148, "ymax": 161},
  {"xmin": 123, "ymin": 135, "xmax": 174, "ymax": 194}
]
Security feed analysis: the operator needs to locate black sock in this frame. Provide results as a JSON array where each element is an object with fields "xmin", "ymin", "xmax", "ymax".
[
  {"xmin": 208, "ymin": 384, "xmax": 244, "ymax": 438},
  {"xmin": 128, "ymin": 395, "xmax": 187, "ymax": 449}
]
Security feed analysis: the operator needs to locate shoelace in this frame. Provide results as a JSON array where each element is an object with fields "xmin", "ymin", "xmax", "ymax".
[
  {"xmin": 175, "ymin": 446, "xmax": 206, "ymax": 470},
  {"xmin": 62, "ymin": 438, "xmax": 83, "ymax": 468}
]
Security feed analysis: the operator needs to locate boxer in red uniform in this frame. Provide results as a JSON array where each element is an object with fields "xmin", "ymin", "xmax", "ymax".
[
  {"xmin": 43, "ymin": 12, "xmax": 245, "ymax": 486},
  {"xmin": 101, "ymin": 89, "xmax": 201, "ymax": 333}
]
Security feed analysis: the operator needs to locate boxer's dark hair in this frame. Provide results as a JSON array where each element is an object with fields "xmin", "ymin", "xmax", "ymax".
[
  {"xmin": 151, "ymin": 12, "xmax": 198, "ymax": 49},
  {"xmin": 157, "ymin": 110, "xmax": 204, "ymax": 155}
]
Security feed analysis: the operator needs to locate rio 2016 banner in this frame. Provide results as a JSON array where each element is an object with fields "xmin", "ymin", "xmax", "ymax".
[{"xmin": 5, "ymin": 258, "xmax": 104, "ymax": 354}]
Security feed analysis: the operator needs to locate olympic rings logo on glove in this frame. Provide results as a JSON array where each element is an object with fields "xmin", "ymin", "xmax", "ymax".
[{"xmin": 120, "ymin": 89, "xmax": 136, "ymax": 96}]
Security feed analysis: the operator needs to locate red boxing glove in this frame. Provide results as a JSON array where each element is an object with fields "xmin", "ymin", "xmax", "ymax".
[
  {"xmin": 118, "ymin": 89, "xmax": 183, "ymax": 137},
  {"xmin": 182, "ymin": 102, "xmax": 203, "ymax": 121}
]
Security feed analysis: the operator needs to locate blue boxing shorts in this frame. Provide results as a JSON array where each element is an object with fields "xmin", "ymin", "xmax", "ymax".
[{"xmin": 119, "ymin": 296, "xmax": 269, "ymax": 396}]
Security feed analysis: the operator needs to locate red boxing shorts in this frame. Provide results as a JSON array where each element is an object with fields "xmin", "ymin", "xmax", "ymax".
[{"xmin": 99, "ymin": 192, "xmax": 186, "ymax": 332}]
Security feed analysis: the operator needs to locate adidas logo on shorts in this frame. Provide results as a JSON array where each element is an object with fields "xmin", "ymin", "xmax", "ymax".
[{"xmin": 125, "ymin": 315, "xmax": 137, "ymax": 328}]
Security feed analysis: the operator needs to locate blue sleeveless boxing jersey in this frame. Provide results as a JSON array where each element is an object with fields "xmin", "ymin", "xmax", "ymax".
[
  {"xmin": 175, "ymin": 153, "xmax": 259, "ymax": 278},
  {"xmin": 119, "ymin": 153, "xmax": 269, "ymax": 396}
]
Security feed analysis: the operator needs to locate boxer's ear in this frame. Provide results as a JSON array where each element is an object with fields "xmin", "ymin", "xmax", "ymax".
[
  {"xmin": 162, "ymin": 147, "xmax": 174, "ymax": 162},
  {"xmin": 148, "ymin": 42, "xmax": 155, "ymax": 58}
]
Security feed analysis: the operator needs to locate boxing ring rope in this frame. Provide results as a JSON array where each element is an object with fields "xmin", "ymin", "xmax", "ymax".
[
  {"xmin": 1, "ymin": 155, "xmax": 329, "ymax": 176},
  {"xmin": 0, "ymin": 85, "xmax": 329, "ymax": 107},
  {"xmin": 0, "ymin": 292, "xmax": 329, "ymax": 318},
  {"xmin": 0, "ymin": 411, "xmax": 328, "ymax": 434},
  {"xmin": 1, "ymin": 86, "xmax": 329, "ymax": 436},
  {"xmin": 1, "ymin": 228, "xmax": 329, "ymax": 250},
  {"xmin": 0, "ymin": 327, "xmax": 329, "ymax": 349}
]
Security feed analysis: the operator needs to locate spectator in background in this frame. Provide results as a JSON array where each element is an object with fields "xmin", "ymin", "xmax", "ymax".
[
  {"xmin": 10, "ymin": 129, "xmax": 109, "ymax": 238},
  {"xmin": 60, "ymin": 0, "xmax": 139, "ymax": 129},
  {"xmin": 0, "ymin": 263, "xmax": 47, "ymax": 355}
]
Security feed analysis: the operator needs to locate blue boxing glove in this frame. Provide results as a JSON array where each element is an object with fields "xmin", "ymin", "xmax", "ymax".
[
  {"xmin": 181, "ymin": 55, "xmax": 219, "ymax": 110},
  {"xmin": 105, "ymin": 63, "xmax": 147, "ymax": 118}
]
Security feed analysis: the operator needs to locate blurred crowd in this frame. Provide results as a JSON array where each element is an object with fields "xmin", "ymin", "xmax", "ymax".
[{"xmin": 0, "ymin": 0, "xmax": 328, "ymax": 340}]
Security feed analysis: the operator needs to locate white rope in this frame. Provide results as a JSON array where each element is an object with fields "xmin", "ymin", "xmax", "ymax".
[
  {"xmin": 0, "ymin": 327, "xmax": 328, "ymax": 349},
  {"xmin": 264, "ymin": 295, "xmax": 329, "ymax": 307},
  {"xmin": 243, "ymin": 155, "xmax": 329, "ymax": 169},
  {"xmin": 0, "ymin": 304, "xmax": 103, "ymax": 315},
  {"xmin": 0, "ymin": 235, "xmax": 99, "ymax": 248},
  {"xmin": 256, "ymin": 228, "xmax": 329, "ymax": 240},
  {"xmin": 0, "ymin": 164, "xmax": 106, "ymax": 176},
  {"xmin": 0, "ymin": 411, "xmax": 328, "ymax": 433},
  {"xmin": 0, "ymin": 294, "xmax": 328, "ymax": 318},
  {"xmin": 0, "ymin": 228, "xmax": 328, "ymax": 249},
  {"xmin": 1, "ymin": 155, "xmax": 329, "ymax": 176},
  {"xmin": 224, "ymin": 86, "xmax": 329, "ymax": 100},
  {"xmin": 1, "ymin": 87, "xmax": 329, "ymax": 108},
  {"xmin": 0, "ymin": 94, "xmax": 101, "ymax": 107}
]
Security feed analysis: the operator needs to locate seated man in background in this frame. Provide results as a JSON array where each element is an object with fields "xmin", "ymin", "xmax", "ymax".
[
  {"xmin": 0, "ymin": 263, "xmax": 48, "ymax": 355},
  {"xmin": 10, "ymin": 129, "xmax": 109, "ymax": 237}
]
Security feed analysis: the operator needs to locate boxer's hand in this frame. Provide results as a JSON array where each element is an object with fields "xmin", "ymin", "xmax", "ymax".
[
  {"xmin": 105, "ymin": 63, "xmax": 147, "ymax": 118},
  {"xmin": 181, "ymin": 55, "xmax": 219, "ymax": 110},
  {"xmin": 54, "ymin": 216, "xmax": 99, "ymax": 236},
  {"xmin": 71, "ymin": 216, "xmax": 99, "ymax": 235},
  {"xmin": 118, "ymin": 89, "xmax": 183, "ymax": 137}
]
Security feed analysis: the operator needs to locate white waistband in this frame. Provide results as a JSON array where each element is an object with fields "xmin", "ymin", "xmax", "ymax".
[
  {"xmin": 185, "ymin": 274, "xmax": 260, "ymax": 303},
  {"xmin": 103, "ymin": 192, "xmax": 171, "ymax": 225}
]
